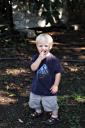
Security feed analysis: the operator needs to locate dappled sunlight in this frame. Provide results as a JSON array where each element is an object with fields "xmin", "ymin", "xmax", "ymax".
[
  {"xmin": 72, "ymin": 47, "xmax": 85, "ymax": 52},
  {"xmin": 74, "ymin": 95, "xmax": 85, "ymax": 103},
  {"xmin": 26, "ymin": 31, "xmax": 64, "ymax": 45},
  {"xmin": 54, "ymin": 42, "xmax": 62, "ymax": 45},
  {"xmin": 63, "ymin": 61, "xmax": 85, "ymax": 73},
  {"xmin": 67, "ymin": 66, "xmax": 79, "ymax": 72},
  {"xmin": 0, "ymin": 91, "xmax": 18, "ymax": 105},
  {"xmin": 6, "ymin": 83, "xmax": 21, "ymax": 90},
  {"xmin": 79, "ymin": 55, "xmax": 85, "ymax": 60},
  {"xmin": 53, "ymin": 45, "xmax": 85, "ymax": 52},
  {"xmin": 4, "ymin": 38, "xmax": 11, "ymax": 42},
  {"xmin": 47, "ymin": 31, "xmax": 64, "ymax": 36},
  {"xmin": 71, "ymin": 24, "xmax": 80, "ymax": 31},
  {"xmin": 0, "ymin": 96, "xmax": 17, "ymax": 105},
  {"xmin": 58, "ymin": 94, "xmax": 85, "ymax": 106},
  {"xmin": 6, "ymin": 68, "xmax": 28, "ymax": 76},
  {"xmin": 26, "ymin": 38, "xmax": 36, "ymax": 44},
  {"xmin": 5, "ymin": 82, "xmax": 28, "ymax": 97}
]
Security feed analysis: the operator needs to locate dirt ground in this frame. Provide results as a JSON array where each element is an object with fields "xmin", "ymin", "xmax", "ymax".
[{"xmin": 0, "ymin": 30, "xmax": 85, "ymax": 128}]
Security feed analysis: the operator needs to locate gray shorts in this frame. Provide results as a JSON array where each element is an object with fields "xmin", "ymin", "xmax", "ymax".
[{"xmin": 29, "ymin": 92, "xmax": 59, "ymax": 112}]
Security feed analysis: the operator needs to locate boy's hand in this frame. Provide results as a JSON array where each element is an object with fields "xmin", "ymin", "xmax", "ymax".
[
  {"xmin": 39, "ymin": 51, "xmax": 46, "ymax": 61},
  {"xmin": 50, "ymin": 85, "xmax": 58, "ymax": 94}
]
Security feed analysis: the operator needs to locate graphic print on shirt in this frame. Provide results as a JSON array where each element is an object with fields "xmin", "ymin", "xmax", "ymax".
[{"xmin": 37, "ymin": 64, "xmax": 49, "ymax": 79}]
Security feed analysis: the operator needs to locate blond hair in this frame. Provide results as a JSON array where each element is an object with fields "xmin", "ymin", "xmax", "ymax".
[{"xmin": 36, "ymin": 34, "xmax": 53, "ymax": 46}]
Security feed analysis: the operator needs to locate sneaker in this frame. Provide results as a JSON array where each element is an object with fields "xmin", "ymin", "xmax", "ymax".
[
  {"xmin": 45, "ymin": 117, "xmax": 59, "ymax": 125},
  {"xmin": 29, "ymin": 112, "xmax": 43, "ymax": 119}
]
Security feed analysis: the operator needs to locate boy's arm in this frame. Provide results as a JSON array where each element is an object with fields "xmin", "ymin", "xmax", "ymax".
[
  {"xmin": 31, "ymin": 57, "xmax": 42, "ymax": 71},
  {"xmin": 50, "ymin": 73, "xmax": 61, "ymax": 94}
]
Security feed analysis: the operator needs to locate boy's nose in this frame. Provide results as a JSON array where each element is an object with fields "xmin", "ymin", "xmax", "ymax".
[{"xmin": 42, "ymin": 46, "xmax": 46, "ymax": 50}]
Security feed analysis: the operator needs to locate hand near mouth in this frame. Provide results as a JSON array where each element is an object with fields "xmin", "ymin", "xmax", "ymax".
[{"xmin": 39, "ymin": 51, "xmax": 47, "ymax": 60}]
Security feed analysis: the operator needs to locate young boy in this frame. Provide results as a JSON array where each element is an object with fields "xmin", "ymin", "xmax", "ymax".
[{"xmin": 29, "ymin": 34, "xmax": 63, "ymax": 125}]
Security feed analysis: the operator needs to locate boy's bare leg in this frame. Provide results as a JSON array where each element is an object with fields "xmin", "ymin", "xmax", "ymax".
[
  {"xmin": 51, "ymin": 110, "xmax": 58, "ymax": 118},
  {"xmin": 36, "ymin": 109, "xmax": 42, "ymax": 114}
]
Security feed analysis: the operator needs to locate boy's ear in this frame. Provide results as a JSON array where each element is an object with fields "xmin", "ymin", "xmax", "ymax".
[
  {"xmin": 50, "ymin": 47, "xmax": 52, "ymax": 49},
  {"xmin": 50, "ymin": 45, "xmax": 52, "ymax": 49}
]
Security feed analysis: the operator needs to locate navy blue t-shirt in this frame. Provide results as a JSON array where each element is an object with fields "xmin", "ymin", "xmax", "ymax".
[{"xmin": 30, "ymin": 53, "xmax": 63, "ymax": 96}]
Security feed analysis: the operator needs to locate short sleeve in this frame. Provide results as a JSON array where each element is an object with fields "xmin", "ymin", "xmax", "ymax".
[
  {"xmin": 53, "ymin": 58, "xmax": 63, "ymax": 74},
  {"xmin": 29, "ymin": 54, "xmax": 38, "ymax": 68}
]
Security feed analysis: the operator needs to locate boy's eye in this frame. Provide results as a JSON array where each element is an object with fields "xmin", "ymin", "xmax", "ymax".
[
  {"xmin": 45, "ymin": 45, "xmax": 48, "ymax": 47},
  {"xmin": 39, "ymin": 45, "xmax": 42, "ymax": 47},
  {"xmin": 38, "ymin": 45, "xmax": 49, "ymax": 47}
]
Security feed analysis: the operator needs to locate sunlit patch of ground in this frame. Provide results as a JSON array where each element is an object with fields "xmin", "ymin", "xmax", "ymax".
[
  {"xmin": 0, "ymin": 91, "xmax": 18, "ymax": 105},
  {"xmin": 0, "ymin": 123, "xmax": 8, "ymax": 128},
  {"xmin": 6, "ymin": 68, "xmax": 29, "ymax": 76},
  {"xmin": 0, "ymin": 68, "xmax": 31, "ymax": 76},
  {"xmin": 58, "ymin": 95, "xmax": 85, "ymax": 106}
]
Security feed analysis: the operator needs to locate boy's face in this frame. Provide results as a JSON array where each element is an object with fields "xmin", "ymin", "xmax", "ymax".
[{"xmin": 36, "ymin": 40, "xmax": 52, "ymax": 55}]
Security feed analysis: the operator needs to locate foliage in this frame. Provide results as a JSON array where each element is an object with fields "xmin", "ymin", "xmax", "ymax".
[
  {"xmin": 66, "ymin": 0, "xmax": 85, "ymax": 24},
  {"xmin": 0, "ymin": 0, "xmax": 85, "ymax": 28}
]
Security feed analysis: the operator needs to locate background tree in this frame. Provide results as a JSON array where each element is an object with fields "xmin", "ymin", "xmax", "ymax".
[
  {"xmin": 66, "ymin": 0, "xmax": 85, "ymax": 24},
  {"xmin": 0, "ymin": 0, "xmax": 14, "ymax": 28},
  {"xmin": 0, "ymin": 0, "xmax": 85, "ymax": 29}
]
